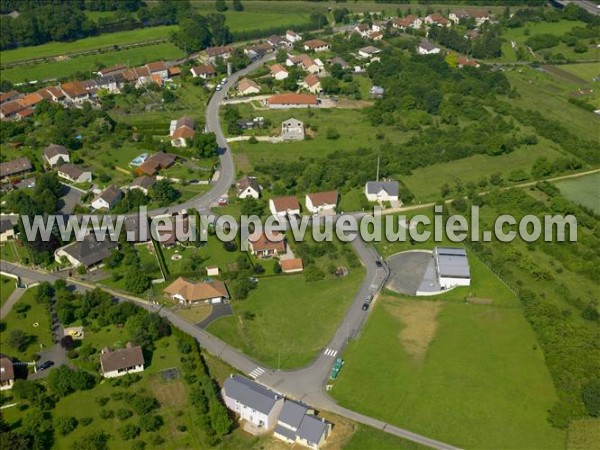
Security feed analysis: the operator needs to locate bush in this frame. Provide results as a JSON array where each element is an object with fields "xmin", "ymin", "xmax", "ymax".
[
  {"xmin": 248, "ymin": 136, "xmax": 258, "ymax": 144},
  {"xmin": 116, "ymin": 408, "xmax": 133, "ymax": 420},
  {"xmin": 55, "ymin": 416, "xmax": 78, "ymax": 436},
  {"xmin": 131, "ymin": 395, "xmax": 159, "ymax": 416},
  {"xmin": 582, "ymin": 379, "xmax": 600, "ymax": 417},
  {"xmin": 326, "ymin": 127, "xmax": 340, "ymax": 140},
  {"xmin": 79, "ymin": 417, "xmax": 93, "ymax": 427},
  {"xmin": 99, "ymin": 409, "xmax": 114, "ymax": 419},
  {"xmin": 119, "ymin": 423, "xmax": 140, "ymax": 441},
  {"xmin": 139, "ymin": 414, "xmax": 164, "ymax": 432},
  {"xmin": 95, "ymin": 397, "xmax": 110, "ymax": 407}
]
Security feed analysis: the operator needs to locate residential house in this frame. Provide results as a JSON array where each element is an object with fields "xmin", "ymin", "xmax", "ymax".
[
  {"xmin": 417, "ymin": 40, "xmax": 441, "ymax": 55},
  {"xmin": 280, "ymin": 258, "xmax": 303, "ymax": 274},
  {"xmin": 299, "ymin": 55, "xmax": 320, "ymax": 74},
  {"xmin": 168, "ymin": 66, "xmax": 182, "ymax": 78},
  {"xmin": 248, "ymin": 231, "xmax": 286, "ymax": 258},
  {"xmin": 97, "ymin": 64, "xmax": 127, "ymax": 77},
  {"xmin": 305, "ymin": 191, "xmax": 338, "ymax": 215},
  {"xmin": 137, "ymin": 152, "xmax": 176, "ymax": 175},
  {"xmin": 45, "ymin": 86, "xmax": 66, "ymax": 103},
  {"xmin": 354, "ymin": 24, "xmax": 371, "ymax": 37},
  {"xmin": 369, "ymin": 31, "xmax": 384, "ymax": 41},
  {"xmin": 170, "ymin": 116, "xmax": 196, "ymax": 147},
  {"xmin": 57, "ymin": 164, "xmax": 92, "ymax": 184},
  {"xmin": 370, "ymin": 85, "xmax": 385, "ymax": 98},
  {"xmin": 286, "ymin": 30, "xmax": 302, "ymax": 43},
  {"xmin": 270, "ymin": 64, "xmax": 289, "ymax": 80},
  {"xmin": 43, "ymin": 144, "xmax": 69, "ymax": 167},
  {"xmin": 465, "ymin": 29, "xmax": 481, "ymax": 40},
  {"xmin": 95, "ymin": 75, "xmax": 119, "ymax": 93},
  {"xmin": 145, "ymin": 61, "xmax": 169, "ymax": 79},
  {"xmin": 358, "ymin": 46, "xmax": 381, "ymax": 59},
  {"xmin": 91, "ymin": 185, "xmax": 123, "ymax": 210},
  {"xmin": 267, "ymin": 93, "xmax": 318, "ymax": 109},
  {"xmin": 0, "ymin": 101, "xmax": 24, "ymax": 120},
  {"xmin": 237, "ymin": 78, "xmax": 261, "ymax": 95},
  {"xmin": 164, "ymin": 277, "xmax": 229, "ymax": 305},
  {"xmin": 286, "ymin": 54, "xmax": 303, "ymax": 67},
  {"xmin": 223, "ymin": 375, "xmax": 284, "ymax": 429},
  {"xmin": 15, "ymin": 107, "xmax": 34, "ymax": 121},
  {"xmin": 191, "ymin": 64, "xmax": 217, "ymax": 79},
  {"xmin": 267, "ymin": 35, "xmax": 291, "ymax": 49},
  {"xmin": 269, "ymin": 196, "xmax": 301, "ymax": 216},
  {"xmin": 328, "ymin": 56, "xmax": 349, "ymax": 69},
  {"xmin": 302, "ymin": 74, "xmax": 322, "ymax": 94},
  {"xmin": 17, "ymin": 92, "xmax": 44, "ymax": 109},
  {"xmin": 206, "ymin": 45, "xmax": 234, "ymax": 63},
  {"xmin": 449, "ymin": 9, "xmax": 490, "ymax": 26},
  {"xmin": 458, "ymin": 56, "xmax": 481, "ymax": 68},
  {"xmin": 0, "ymin": 157, "xmax": 32, "ymax": 180},
  {"xmin": 245, "ymin": 43, "xmax": 272, "ymax": 60},
  {"xmin": 274, "ymin": 400, "xmax": 331, "ymax": 449},
  {"xmin": 155, "ymin": 215, "xmax": 191, "ymax": 247},
  {"xmin": 60, "ymin": 81, "xmax": 89, "ymax": 103},
  {"xmin": 54, "ymin": 233, "xmax": 119, "ymax": 267},
  {"xmin": 425, "ymin": 13, "xmax": 451, "ymax": 27},
  {"xmin": 100, "ymin": 343, "xmax": 144, "ymax": 378},
  {"xmin": 0, "ymin": 90, "xmax": 20, "ymax": 104},
  {"xmin": 365, "ymin": 180, "xmax": 399, "ymax": 202},
  {"xmin": 0, "ymin": 219, "xmax": 15, "ymax": 242},
  {"xmin": 303, "ymin": 39, "xmax": 329, "ymax": 53},
  {"xmin": 0, "ymin": 355, "xmax": 15, "ymax": 390},
  {"xmin": 392, "ymin": 14, "xmax": 422, "ymax": 30},
  {"xmin": 129, "ymin": 175, "xmax": 156, "ymax": 195},
  {"xmin": 281, "ymin": 118, "xmax": 305, "ymax": 141},
  {"xmin": 237, "ymin": 117, "xmax": 264, "ymax": 130},
  {"xmin": 372, "ymin": 20, "xmax": 389, "ymax": 32},
  {"xmin": 236, "ymin": 175, "xmax": 261, "ymax": 199}
]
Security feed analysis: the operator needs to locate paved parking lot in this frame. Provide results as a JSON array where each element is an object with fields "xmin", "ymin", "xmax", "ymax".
[{"xmin": 385, "ymin": 250, "xmax": 433, "ymax": 295}]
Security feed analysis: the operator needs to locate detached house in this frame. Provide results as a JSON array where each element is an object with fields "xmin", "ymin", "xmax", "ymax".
[
  {"xmin": 170, "ymin": 116, "xmax": 196, "ymax": 147},
  {"xmin": 269, "ymin": 196, "xmax": 301, "ymax": 217},
  {"xmin": 281, "ymin": 118, "xmax": 305, "ymax": 141},
  {"xmin": 417, "ymin": 40, "xmax": 441, "ymax": 55},
  {"xmin": 449, "ymin": 9, "xmax": 491, "ymax": 26},
  {"xmin": 164, "ymin": 277, "xmax": 229, "ymax": 305},
  {"xmin": 286, "ymin": 30, "xmax": 302, "ymax": 43},
  {"xmin": 365, "ymin": 180, "xmax": 399, "ymax": 202},
  {"xmin": 0, "ymin": 355, "xmax": 15, "ymax": 390},
  {"xmin": 206, "ymin": 45, "xmax": 234, "ymax": 63},
  {"xmin": 57, "ymin": 164, "xmax": 92, "ymax": 184},
  {"xmin": 392, "ymin": 14, "xmax": 422, "ymax": 30},
  {"xmin": 60, "ymin": 81, "xmax": 89, "ymax": 104},
  {"xmin": 425, "ymin": 13, "xmax": 451, "ymax": 27},
  {"xmin": 129, "ymin": 175, "xmax": 156, "ymax": 195},
  {"xmin": 267, "ymin": 93, "xmax": 317, "ymax": 109},
  {"xmin": 43, "ymin": 144, "xmax": 69, "ymax": 167},
  {"xmin": 302, "ymin": 74, "xmax": 322, "ymax": 94},
  {"xmin": 191, "ymin": 64, "xmax": 217, "ymax": 79},
  {"xmin": 237, "ymin": 78, "xmax": 261, "ymax": 96},
  {"xmin": 100, "ymin": 343, "xmax": 144, "ymax": 378},
  {"xmin": 270, "ymin": 64, "xmax": 289, "ymax": 80},
  {"xmin": 54, "ymin": 233, "xmax": 118, "ymax": 268},
  {"xmin": 305, "ymin": 191, "xmax": 338, "ymax": 215},
  {"xmin": 358, "ymin": 46, "xmax": 381, "ymax": 59},
  {"xmin": 223, "ymin": 375, "xmax": 284, "ymax": 429},
  {"xmin": 145, "ymin": 61, "xmax": 169, "ymax": 79},
  {"xmin": 267, "ymin": 35, "xmax": 292, "ymax": 49},
  {"xmin": 303, "ymin": 39, "xmax": 329, "ymax": 53},
  {"xmin": 92, "ymin": 185, "xmax": 123, "ymax": 210},
  {"xmin": 236, "ymin": 175, "xmax": 261, "ymax": 199},
  {"xmin": 0, "ymin": 219, "xmax": 16, "ymax": 242},
  {"xmin": 248, "ymin": 231, "xmax": 286, "ymax": 258},
  {"xmin": 137, "ymin": 152, "xmax": 176, "ymax": 175},
  {"xmin": 280, "ymin": 258, "xmax": 304, "ymax": 274}
]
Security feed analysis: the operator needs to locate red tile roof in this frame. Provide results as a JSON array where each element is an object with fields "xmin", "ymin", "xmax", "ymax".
[
  {"xmin": 249, "ymin": 231, "xmax": 286, "ymax": 253},
  {"xmin": 304, "ymin": 39, "xmax": 328, "ymax": 49},
  {"xmin": 268, "ymin": 93, "xmax": 317, "ymax": 106},
  {"xmin": 307, "ymin": 191, "xmax": 338, "ymax": 207},
  {"xmin": 280, "ymin": 258, "xmax": 303, "ymax": 272},
  {"xmin": 271, "ymin": 195, "xmax": 300, "ymax": 212}
]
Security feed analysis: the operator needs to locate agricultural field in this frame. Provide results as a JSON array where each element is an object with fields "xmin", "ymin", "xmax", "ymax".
[
  {"xmin": 554, "ymin": 172, "xmax": 600, "ymax": 213},
  {"xmin": 1, "ymin": 42, "xmax": 184, "ymax": 83},
  {"xmin": 560, "ymin": 62, "xmax": 600, "ymax": 83},
  {"xmin": 0, "ymin": 26, "xmax": 177, "ymax": 65},
  {"xmin": 207, "ymin": 269, "xmax": 363, "ymax": 369}
]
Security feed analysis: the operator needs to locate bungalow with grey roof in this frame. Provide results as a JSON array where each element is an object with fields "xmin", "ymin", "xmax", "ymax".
[
  {"xmin": 56, "ymin": 164, "xmax": 92, "ymax": 184},
  {"xmin": 92, "ymin": 185, "xmax": 123, "ymax": 210},
  {"xmin": 274, "ymin": 400, "xmax": 331, "ymax": 449},
  {"xmin": 54, "ymin": 233, "xmax": 118, "ymax": 268},
  {"xmin": 365, "ymin": 180, "xmax": 399, "ymax": 202},
  {"xmin": 43, "ymin": 144, "xmax": 69, "ymax": 167}
]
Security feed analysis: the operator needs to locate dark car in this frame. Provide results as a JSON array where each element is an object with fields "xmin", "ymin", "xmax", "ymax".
[
  {"xmin": 375, "ymin": 260, "xmax": 383, "ymax": 268},
  {"xmin": 37, "ymin": 360, "xmax": 55, "ymax": 371},
  {"xmin": 361, "ymin": 302, "xmax": 370, "ymax": 311}
]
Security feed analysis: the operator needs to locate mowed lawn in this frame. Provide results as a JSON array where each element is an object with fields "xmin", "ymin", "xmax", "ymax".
[
  {"xmin": 0, "ymin": 276, "xmax": 16, "ymax": 308},
  {"xmin": 331, "ymin": 296, "xmax": 565, "ymax": 449},
  {"xmin": 1, "ymin": 42, "xmax": 184, "ymax": 83},
  {"xmin": 207, "ymin": 270, "xmax": 363, "ymax": 369},
  {"xmin": 555, "ymin": 172, "xmax": 600, "ymax": 213},
  {"xmin": 0, "ymin": 286, "xmax": 53, "ymax": 360},
  {"xmin": 559, "ymin": 62, "xmax": 600, "ymax": 83},
  {"xmin": 1, "ymin": 25, "xmax": 177, "ymax": 65}
]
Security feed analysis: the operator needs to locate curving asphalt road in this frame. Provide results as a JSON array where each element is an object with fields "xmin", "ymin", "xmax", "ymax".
[{"xmin": 0, "ymin": 54, "xmax": 460, "ymax": 450}]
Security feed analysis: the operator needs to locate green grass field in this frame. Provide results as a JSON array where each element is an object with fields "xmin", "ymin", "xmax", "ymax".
[
  {"xmin": 555, "ymin": 172, "xmax": 600, "ymax": 213},
  {"xmin": 560, "ymin": 63, "xmax": 600, "ymax": 83},
  {"xmin": 1, "ymin": 42, "xmax": 184, "ymax": 83},
  {"xmin": 1, "ymin": 26, "xmax": 177, "ymax": 65},
  {"xmin": 331, "ymin": 294, "xmax": 565, "ymax": 449},
  {"xmin": 207, "ymin": 270, "xmax": 363, "ymax": 369},
  {"xmin": 0, "ymin": 276, "xmax": 17, "ymax": 308},
  {"xmin": 567, "ymin": 419, "xmax": 600, "ymax": 450},
  {"xmin": 0, "ymin": 286, "xmax": 53, "ymax": 360}
]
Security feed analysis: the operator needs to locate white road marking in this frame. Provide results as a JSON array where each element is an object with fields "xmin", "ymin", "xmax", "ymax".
[
  {"xmin": 249, "ymin": 367, "xmax": 265, "ymax": 379},
  {"xmin": 324, "ymin": 348, "xmax": 338, "ymax": 357}
]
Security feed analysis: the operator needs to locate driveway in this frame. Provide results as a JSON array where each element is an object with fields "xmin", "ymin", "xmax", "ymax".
[
  {"xmin": 29, "ymin": 342, "xmax": 68, "ymax": 380},
  {"xmin": 386, "ymin": 250, "xmax": 432, "ymax": 295},
  {"xmin": 59, "ymin": 185, "xmax": 84, "ymax": 215},
  {"xmin": 196, "ymin": 302, "xmax": 233, "ymax": 329}
]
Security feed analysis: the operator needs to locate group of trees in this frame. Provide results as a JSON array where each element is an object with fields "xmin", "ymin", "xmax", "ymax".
[{"xmin": 171, "ymin": 12, "xmax": 233, "ymax": 52}]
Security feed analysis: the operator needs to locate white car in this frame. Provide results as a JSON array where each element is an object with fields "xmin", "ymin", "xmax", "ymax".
[
  {"xmin": 215, "ymin": 85, "xmax": 222, "ymax": 91},
  {"xmin": 221, "ymin": 78, "xmax": 227, "ymax": 85}
]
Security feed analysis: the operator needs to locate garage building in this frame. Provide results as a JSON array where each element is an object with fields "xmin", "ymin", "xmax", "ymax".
[{"xmin": 434, "ymin": 247, "xmax": 471, "ymax": 289}]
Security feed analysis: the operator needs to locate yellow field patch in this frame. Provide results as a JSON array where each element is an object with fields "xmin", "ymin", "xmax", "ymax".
[
  {"xmin": 567, "ymin": 419, "xmax": 600, "ymax": 450},
  {"xmin": 383, "ymin": 298, "xmax": 443, "ymax": 364},
  {"xmin": 150, "ymin": 377, "xmax": 187, "ymax": 409}
]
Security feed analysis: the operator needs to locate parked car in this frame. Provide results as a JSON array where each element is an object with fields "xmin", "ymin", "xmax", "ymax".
[
  {"xmin": 37, "ymin": 360, "xmax": 54, "ymax": 371},
  {"xmin": 375, "ymin": 260, "xmax": 383, "ymax": 268},
  {"xmin": 221, "ymin": 77, "xmax": 227, "ymax": 85},
  {"xmin": 217, "ymin": 197, "xmax": 228, "ymax": 206},
  {"xmin": 361, "ymin": 302, "xmax": 370, "ymax": 311},
  {"xmin": 215, "ymin": 85, "xmax": 222, "ymax": 91},
  {"xmin": 365, "ymin": 294, "xmax": 374, "ymax": 303}
]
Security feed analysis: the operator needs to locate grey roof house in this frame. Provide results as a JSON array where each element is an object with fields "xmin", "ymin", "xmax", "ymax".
[
  {"xmin": 274, "ymin": 399, "xmax": 331, "ymax": 449},
  {"xmin": 54, "ymin": 233, "xmax": 119, "ymax": 268},
  {"xmin": 365, "ymin": 180, "xmax": 400, "ymax": 202},
  {"xmin": 223, "ymin": 375, "xmax": 284, "ymax": 429}
]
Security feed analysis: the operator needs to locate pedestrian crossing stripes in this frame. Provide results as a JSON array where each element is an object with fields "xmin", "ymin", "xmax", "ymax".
[
  {"xmin": 249, "ymin": 367, "xmax": 265, "ymax": 379},
  {"xmin": 324, "ymin": 348, "xmax": 338, "ymax": 357}
]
